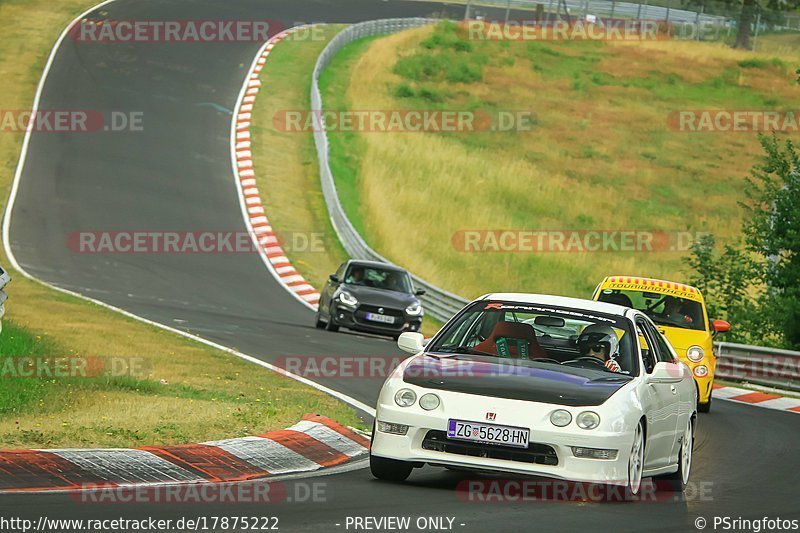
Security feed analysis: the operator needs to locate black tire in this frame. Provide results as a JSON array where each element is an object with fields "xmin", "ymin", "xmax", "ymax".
[
  {"xmin": 698, "ymin": 395, "xmax": 711, "ymax": 413},
  {"xmin": 325, "ymin": 319, "xmax": 339, "ymax": 332},
  {"xmin": 655, "ymin": 417, "xmax": 694, "ymax": 492},
  {"xmin": 369, "ymin": 453, "xmax": 413, "ymax": 482},
  {"xmin": 315, "ymin": 310, "xmax": 326, "ymax": 329}
]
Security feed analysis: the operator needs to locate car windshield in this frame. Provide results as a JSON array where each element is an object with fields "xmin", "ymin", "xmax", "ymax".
[
  {"xmin": 597, "ymin": 289, "xmax": 706, "ymax": 331},
  {"xmin": 428, "ymin": 301, "xmax": 638, "ymax": 376},
  {"xmin": 343, "ymin": 265, "xmax": 413, "ymax": 294}
]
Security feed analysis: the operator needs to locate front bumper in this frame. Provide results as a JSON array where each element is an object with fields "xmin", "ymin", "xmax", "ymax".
[
  {"xmin": 372, "ymin": 402, "xmax": 635, "ymax": 485},
  {"xmin": 331, "ymin": 303, "xmax": 422, "ymax": 335}
]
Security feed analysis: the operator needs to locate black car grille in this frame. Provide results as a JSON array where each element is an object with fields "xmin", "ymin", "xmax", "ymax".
[
  {"xmin": 354, "ymin": 305, "xmax": 405, "ymax": 329},
  {"xmin": 421, "ymin": 430, "xmax": 559, "ymax": 466}
]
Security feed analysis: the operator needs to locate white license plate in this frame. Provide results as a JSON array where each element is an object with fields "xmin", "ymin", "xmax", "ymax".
[
  {"xmin": 447, "ymin": 419, "xmax": 530, "ymax": 448},
  {"xmin": 365, "ymin": 312, "xmax": 395, "ymax": 324}
]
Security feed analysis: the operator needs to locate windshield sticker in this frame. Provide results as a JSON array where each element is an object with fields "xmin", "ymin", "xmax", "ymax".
[{"xmin": 482, "ymin": 303, "xmax": 617, "ymax": 323}]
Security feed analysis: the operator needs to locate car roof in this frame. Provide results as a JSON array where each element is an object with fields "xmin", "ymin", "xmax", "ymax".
[
  {"xmin": 479, "ymin": 292, "xmax": 634, "ymax": 318},
  {"xmin": 346, "ymin": 259, "xmax": 407, "ymax": 273}
]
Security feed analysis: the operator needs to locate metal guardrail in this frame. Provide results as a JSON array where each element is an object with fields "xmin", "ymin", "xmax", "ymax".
[
  {"xmin": 715, "ymin": 342, "xmax": 800, "ymax": 392},
  {"xmin": 311, "ymin": 18, "xmax": 471, "ymax": 322},
  {"xmin": 466, "ymin": 0, "xmax": 728, "ymax": 26}
]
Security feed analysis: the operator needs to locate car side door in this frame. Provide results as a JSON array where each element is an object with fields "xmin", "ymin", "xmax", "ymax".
[{"xmin": 636, "ymin": 318, "xmax": 678, "ymax": 470}]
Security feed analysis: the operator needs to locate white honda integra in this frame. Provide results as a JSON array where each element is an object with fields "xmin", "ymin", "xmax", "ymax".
[{"xmin": 370, "ymin": 294, "xmax": 697, "ymax": 495}]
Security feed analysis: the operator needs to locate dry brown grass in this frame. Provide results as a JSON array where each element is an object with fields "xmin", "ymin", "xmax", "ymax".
[{"xmin": 327, "ymin": 25, "xmax": 798, "ymax": 299}]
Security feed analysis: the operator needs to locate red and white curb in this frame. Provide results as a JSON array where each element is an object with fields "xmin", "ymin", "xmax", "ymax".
[
  {"xmin": 231, "ymin": 27, "xmax": 321, "ymax": 310},
  {"xmin": 0, "ymin": 415, "xmax": 369, "ymax": 492},
  {"xmin": 714, "ymin": 384, "xmax": 800, "ymax": 414}
]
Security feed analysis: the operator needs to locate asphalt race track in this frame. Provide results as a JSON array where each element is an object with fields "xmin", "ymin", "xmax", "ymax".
[{"xmin": 3, "ymin": 0, "xmax": 799, "ymax": 530}]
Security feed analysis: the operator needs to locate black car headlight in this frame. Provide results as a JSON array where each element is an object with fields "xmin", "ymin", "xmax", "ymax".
[
  {"xmin": 337, "ymin": 291, "xmax": 358, "ymax": 307},
  {"xmin": 405, "ymin": 302, "xmax": 423, "ymax": 316}
]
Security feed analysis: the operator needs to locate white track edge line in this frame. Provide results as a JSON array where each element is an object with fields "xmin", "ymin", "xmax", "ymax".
[{"xmin": 0, "ymin": 12, "xmax": 375, "ymax": 419}]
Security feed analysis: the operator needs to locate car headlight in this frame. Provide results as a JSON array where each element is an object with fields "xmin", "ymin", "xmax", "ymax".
[
  {"xmin": 550, "ymin": 409, "xmax": 572, "ymax": 427},
  {"xmin": 394, "ymin": 388, "xmax": 417, "ymax": 407},
  {"xmin": 576, "ymin": 411, "xmax": 600, "ymax": 430},
  {"xmin": 419, "ymin": 393, "xmax": 440, "ymax": 410},
  {"xmin": 405, "ymin": 302, "xmax": 423, "ymax": 316},
  {"xmin": 686, "ymin": 345, "xmax": 705, "ymax": 362},
  {"xmin": 693, "ymin": 365, "xmax": 709, "ymax": 378},
  {"xmin": 337, "ymin": 291, "xmax": 358, "ymax": 307}
]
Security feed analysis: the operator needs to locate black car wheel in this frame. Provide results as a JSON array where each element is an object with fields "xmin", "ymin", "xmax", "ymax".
[{"xmin": 325, "ymin": 309, "xmax": 340, "ymax": 332}]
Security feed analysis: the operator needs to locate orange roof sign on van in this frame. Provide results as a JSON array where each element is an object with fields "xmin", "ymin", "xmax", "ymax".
[{"xmin": 600, "ymin": 276, "xmax": 703, "ymax": 302}]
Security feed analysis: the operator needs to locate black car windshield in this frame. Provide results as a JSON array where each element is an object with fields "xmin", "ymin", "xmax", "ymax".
[
  {"xmin": 429, "ymin": 301, "xmax": 638, "ymax": 376},
  {"xmin": 597, "ymin": 289, "xmax": 706, "ymax": 331},
  {"xmin": 344, "ymin": 265, "xmax": 413, "ymax": 294}
]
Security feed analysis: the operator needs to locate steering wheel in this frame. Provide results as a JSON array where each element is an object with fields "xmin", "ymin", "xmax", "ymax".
[{"xmin": 563, "ymin": 357, "xmax": 607, "ymax": 368}]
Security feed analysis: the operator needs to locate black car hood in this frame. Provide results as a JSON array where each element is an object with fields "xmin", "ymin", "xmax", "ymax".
[
  {"xmin": 342, "ymin": 284, "xmax": 417, "ymax": 308},
  {"xmin": 403, "ymin": 354, "xmax": 631, "ymax": 407}
]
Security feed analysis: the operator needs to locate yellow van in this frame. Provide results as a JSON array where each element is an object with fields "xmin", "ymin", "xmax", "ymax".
[{"xmin": 592, "ymin": 276, "xmax": 730, "ymax": 412}]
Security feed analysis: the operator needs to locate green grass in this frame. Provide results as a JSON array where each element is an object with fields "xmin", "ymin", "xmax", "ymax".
[{"xmin": 317, "ymin": 35, "xmax": 383, "ymax": 238}]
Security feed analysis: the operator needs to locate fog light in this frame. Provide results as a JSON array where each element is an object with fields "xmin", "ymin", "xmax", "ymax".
[
  {"xmin": 377, "ymin": 421, "xmax": 409, "ymax": 435},
  {"xmin": 419, "ymin": 393, "xmax": 440, "ymax": 411},
  {"xmin": 571, "ymin": 446, "xmax": 618, "ymax": 460},
  {"xmin": 576, "ymin": 411, "xmax": 600, "ymax": 430},
  {"xmin": 686, "ymin": 345, "xmax": 705, "ymax": 362},
  {"xmin": 394, "ymin": 388, "xmax": 417, "ymax": 407},
  {"xmin": 693, "ymin": 365, "xmax": 708, "ymax": 378},
  {"xmin": 550, "ymin": 409, "xmax": 572, "ymax": 427}
]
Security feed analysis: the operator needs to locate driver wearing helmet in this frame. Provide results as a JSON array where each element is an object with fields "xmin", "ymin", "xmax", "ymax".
[{"xmin": 577, "ymin": 324, "xmax": 622, "ymax": 373}]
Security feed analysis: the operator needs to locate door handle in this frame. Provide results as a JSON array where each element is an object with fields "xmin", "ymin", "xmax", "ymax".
[{"xmin": 670, "ymin": 385, "xmax": 677, "ymax": 394}]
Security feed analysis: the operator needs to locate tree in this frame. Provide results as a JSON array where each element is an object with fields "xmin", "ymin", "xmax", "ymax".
[
  {"xmin": 684, "ymin": 135, "xmax": 800, "ymax": 348},
  {"xmin": 685, "ymin": 0, "xmax": 800, "ymax": 49},
  {"xmin": 741, "ymin": 135, "xmax": 800, "ymax": 348}
]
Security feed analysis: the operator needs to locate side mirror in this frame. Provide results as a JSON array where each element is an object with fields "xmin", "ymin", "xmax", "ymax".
[
  {"xmin": 415, "ymin": 289, "xmax": 426, "ymax": 296},
  {"xmin": 647, "ymin": 361, "xmax": 684, "ymax": 384},
  {"xmin": 398, "ymin": 332, "xmax": 425, "ymax": 354},
  {"xmin": 712, "ymin": 319, "xmax": 730, "ymax": 334},
  {"xmin": 329, "ymin": 274, "xmax": 339, "ymax": 283}
]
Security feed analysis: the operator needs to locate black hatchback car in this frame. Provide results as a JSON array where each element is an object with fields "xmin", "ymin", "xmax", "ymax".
[{"xmin": 316, "ymin": 260, "xmax": 425, "ymax": 338}]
